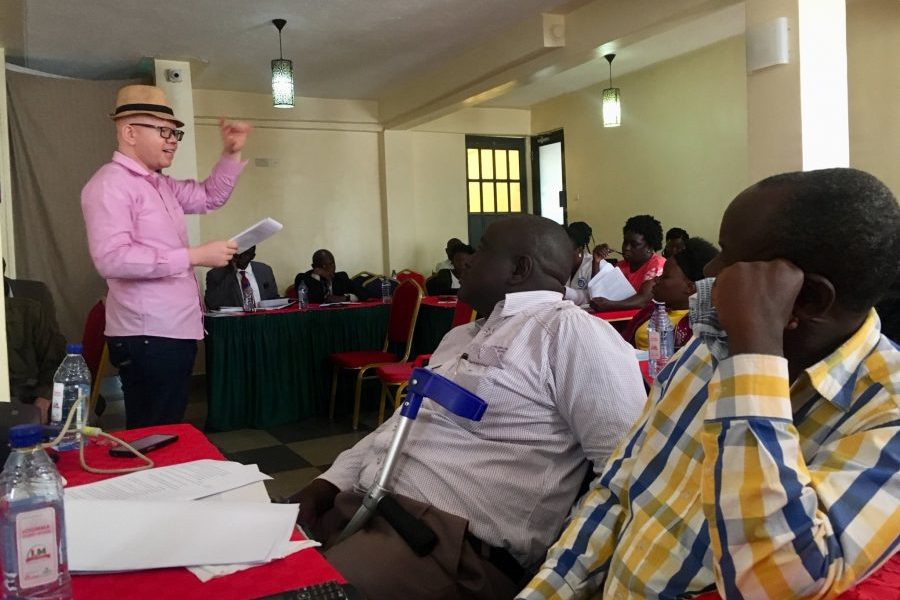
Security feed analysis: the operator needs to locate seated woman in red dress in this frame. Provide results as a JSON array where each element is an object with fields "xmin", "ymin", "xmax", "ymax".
[
  {"xmin": 622, "ymin": 237, "xmax": 720, "ymax": 350},
  {"xmin": 591, "ymin": 214, "xmax": 666, "ymax": 312}
]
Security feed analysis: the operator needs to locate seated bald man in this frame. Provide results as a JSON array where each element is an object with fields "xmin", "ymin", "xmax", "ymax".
[
  {"xmin": 288, "ymin": 214, "xmax": 647, "ymax": 600},
  {"xmin": 520, "ymin": 168, "xmax": 900, "ymax": 600}
]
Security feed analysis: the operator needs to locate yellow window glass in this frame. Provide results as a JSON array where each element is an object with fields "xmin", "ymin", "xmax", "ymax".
[
  {"xmin": 468, "ymin": 182, "xmax": 481, "ymax": 213},
  {"xmin": 467, "ymin": 148, "xmax": 480, "ymax": 179},
  {"xmin": 508, "ymin": 150, "xmax": 520, "ymax": 180},
  {"xmin": 482, "ymin": 182, "xmax": 495, "ymax": 212},
  {"xmin": 495, "ymin": 150, "xmax": 508, "ymax": 180},
  {"xmin": 480, "ymin": 149, "xmax": 494, "ymax": 180},
  {"xmin": 510, "ymin": 182, "xmax": 521, "ymax": 212},
  {"xmin": 496, "ymin": 182, "xmax": 509, "ymax": 212}
]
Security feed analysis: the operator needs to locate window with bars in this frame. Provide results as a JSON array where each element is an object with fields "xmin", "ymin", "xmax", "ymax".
[{"xmin": 465, "ymin": 136, "xmax": 526, "ymax": 215}]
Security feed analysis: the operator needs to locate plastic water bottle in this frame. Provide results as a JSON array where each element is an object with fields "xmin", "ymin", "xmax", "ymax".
[
  {"xmin": 297, "ymin": 282, "xmax": 309, "ymax": 310},
  {"xmin": 49, "ymin": 345, "xmax": 90, "ymax": 452},
  {"xmin": 381, "ymin": 276, "xmax": 392, "ymax": 304},
  {"xmin": 647, "ymin": 300, "xmax": 674, "ymax": 379},
  {"xmin": 0, "ymin": 424, "xmax": 72, "ymax": 599}
]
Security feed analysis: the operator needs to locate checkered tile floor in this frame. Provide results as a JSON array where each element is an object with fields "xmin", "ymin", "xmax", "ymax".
[{"xmin": 95, "ymin": 375, "xmax": 375, "ymax": 499}]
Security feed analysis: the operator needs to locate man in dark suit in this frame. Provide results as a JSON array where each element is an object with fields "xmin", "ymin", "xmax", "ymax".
[
  {"xmin": 427, "ymin": 243, "xmax": 474, "ymax": 296},
  {"xmin": 295, "ymin": 249, "xmax": 367, "ymax": 304},
  {"xmin": 204, "ymin": 246, "xmax": 278, "ymax": 310}
]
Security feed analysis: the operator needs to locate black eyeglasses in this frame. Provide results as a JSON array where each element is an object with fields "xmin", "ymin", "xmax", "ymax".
[{"xmin": 131, "ymin": 123, "xmax": 185, "ymax": 141}]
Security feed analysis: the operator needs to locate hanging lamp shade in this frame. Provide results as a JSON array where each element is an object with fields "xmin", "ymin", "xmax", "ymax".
[
  {"xmin": 271, "ymin": 19, "xmax": 294, "ymax": 108},
  {"xmin": 602, "ymin": 53, "xmax": 620, "ymax": 127}
]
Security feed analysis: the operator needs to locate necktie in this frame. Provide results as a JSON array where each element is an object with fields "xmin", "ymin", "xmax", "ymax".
[{"xmin": 240, "ymin": 270, "xmax": 256, "ymax": 309}]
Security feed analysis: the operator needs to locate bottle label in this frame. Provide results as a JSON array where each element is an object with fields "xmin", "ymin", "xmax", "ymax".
[
  {"xmin": 15, "ymin": 507, "xmax": 59, "ymax": 589},
  {"xmin": 51, "ymin": 383, "xmax": 64, "ymax": 423},
  {"xmin": 648, "ymin": 331, "xmax": 661, "ymax": 361}
]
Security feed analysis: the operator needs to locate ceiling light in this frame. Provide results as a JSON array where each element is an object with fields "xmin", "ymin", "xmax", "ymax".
[
  {"xmin": 602, "ymin": 54, "xmax": 620, "ymax": 128},
  {"xmin": 271, "ymin": 19, "xmax": 294, "ymax": 108}
]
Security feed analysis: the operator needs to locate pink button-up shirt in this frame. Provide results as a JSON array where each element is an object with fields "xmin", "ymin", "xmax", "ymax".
[{"xmin": 81, "ymin": 152, "xmax": 245, "ymax": 340}]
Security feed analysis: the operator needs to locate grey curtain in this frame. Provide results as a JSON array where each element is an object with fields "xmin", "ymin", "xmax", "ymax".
[{"xmin": 6, "ymin": 70, "xmax": 140, "ymax": 342}]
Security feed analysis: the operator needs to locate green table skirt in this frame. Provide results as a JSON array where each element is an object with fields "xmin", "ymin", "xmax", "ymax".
[{"xmin": 205, "ymin": 303, "xmax": 453, "ymax": 430}]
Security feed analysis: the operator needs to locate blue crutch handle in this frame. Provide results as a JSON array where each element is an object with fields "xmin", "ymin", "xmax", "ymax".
[{"xmin": 399, "ymin": 368, "xmax": 487, "ymax": 421}]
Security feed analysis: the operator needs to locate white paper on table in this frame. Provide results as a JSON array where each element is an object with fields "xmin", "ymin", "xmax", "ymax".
[
  {"xmin": 230, "ymin": 218, "xmax": 283, "ymax": 253},
  {"xmin": 65, "ymin": 500, "xmax": 299, "ymax": 571},
  {"xmin": 187, "ymin": 539, "xmax": 321, "ymax": 582},
  {"xmin": 588, "ymin": 261, "xmax": 636, "ymax": 301},
  {"xmin": 200, "ymin": 480, "xmax": 271, "ymax": 503},
  {"xmin": 257, "ymin": 297, "xmax": 293, "ymax": 309},
  {"xmin": 65, "ymin": 460, "xmax": 270, "ymax": 502}
]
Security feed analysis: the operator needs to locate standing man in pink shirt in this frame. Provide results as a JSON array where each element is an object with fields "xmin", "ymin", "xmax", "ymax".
[{"xmin": 81, "ymin": 85, "xmax": 252, "ymax": 428}]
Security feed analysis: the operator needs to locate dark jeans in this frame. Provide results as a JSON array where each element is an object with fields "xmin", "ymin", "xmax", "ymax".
[{"xmin": 107, "ymin": 336, "xmax": 197, "ymax": 429}]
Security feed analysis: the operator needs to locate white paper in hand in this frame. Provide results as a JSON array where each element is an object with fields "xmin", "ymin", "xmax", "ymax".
[
  {"xmin": 588, "ymin": 261, "xmax": 636, "ymax": 301},
  {"xmin": 231, "ymin": 218, "xmax": 283, "ymax": 253}
]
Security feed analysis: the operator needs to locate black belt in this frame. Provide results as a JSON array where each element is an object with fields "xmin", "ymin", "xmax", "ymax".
[{"xmin": 464, "ymin": 531, "xmax": 526, "ymax": 585}]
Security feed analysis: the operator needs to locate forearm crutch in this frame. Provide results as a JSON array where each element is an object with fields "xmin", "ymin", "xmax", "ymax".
[{"xmin": 335, "ymin": 367, "xmax": 487, "ymax": 555}]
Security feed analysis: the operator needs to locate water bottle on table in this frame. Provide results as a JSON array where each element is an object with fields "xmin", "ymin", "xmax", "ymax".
[
  {"xmin": 647, "ymin": 300, "xmax": 674, "ymax": 379},
  {"xmin": 381, "ymin": 274, "xmax": 392, "ymax": 304},
  {"xmin": 0, "ymin": 424, "xmax": 72, "ymax": 599},
  {"xmin": 298, "ymin": 281, "xmax": 309, "ymax": 310},
  {"xmin": 49, "ymin": 344, "xmax": 91, "ymax": 451}
]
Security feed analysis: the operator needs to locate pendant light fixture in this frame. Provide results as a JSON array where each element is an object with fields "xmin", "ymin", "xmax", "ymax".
[
  {"xmin": 271, "ymin": 18, "xmax": 294, "ymax": 108},
  {"xmin": 602, "ymin": 53, "xmax": 621, "ymax": 127}
]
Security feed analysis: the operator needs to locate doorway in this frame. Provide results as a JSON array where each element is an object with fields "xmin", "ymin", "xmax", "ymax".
[{"xmin": 531, "ymin": 129, "xmax": 566, "ymax": 225}]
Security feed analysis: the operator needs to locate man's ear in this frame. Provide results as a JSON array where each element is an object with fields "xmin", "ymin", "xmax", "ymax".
[
  {"xmin": 509, "ymin": 255, "xmax": 533, "ymax": 285},
  {"xmin": 793, "ymin": 273, "xmax": 836, "ymax": 322}
]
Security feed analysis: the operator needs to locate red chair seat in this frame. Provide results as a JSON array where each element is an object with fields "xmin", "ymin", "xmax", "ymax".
[
  {"xmin": 330, "ymin": 350, "xmax": 398, "ymax": 369},
  {"xmin": 376, "ymin": 362, "xmax": 414, "ymax": 384}
]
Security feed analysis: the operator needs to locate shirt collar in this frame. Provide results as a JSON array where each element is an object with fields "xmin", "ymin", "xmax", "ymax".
[
  {"xmin": 497, "ymin": 290, "xmax": 564, "ymax": 317},
  {"xmin": 112, "ymin": 151, "xmax": 154, "ymax": 178},
  {"xmin": 802, "ymin": 309, "xmax": 882, "ymax": 410}
]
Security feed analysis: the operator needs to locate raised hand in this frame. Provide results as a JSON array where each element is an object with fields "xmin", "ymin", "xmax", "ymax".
[
  {"xmin": 711, "ymin": 259, "xmax": 804, "ymax": 357},
  {"xmin": 219, "ymin": 118, "xmax": 253, "ymax": 157}
]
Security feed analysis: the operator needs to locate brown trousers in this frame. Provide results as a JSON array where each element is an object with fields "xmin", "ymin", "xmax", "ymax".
[{"xmin": 313, "ymin": 491, "xmax": 520, "ymax": 600}]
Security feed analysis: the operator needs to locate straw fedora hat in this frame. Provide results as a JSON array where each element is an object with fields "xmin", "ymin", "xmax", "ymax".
[{"xmin": 109, "ymin": 85, "xmax": 184, "ymax": 128}]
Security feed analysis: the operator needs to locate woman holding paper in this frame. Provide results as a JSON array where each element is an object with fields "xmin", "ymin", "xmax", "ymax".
[{"xmin": 589, "ymin": 214, "xmax": 665, "ymax": 312}]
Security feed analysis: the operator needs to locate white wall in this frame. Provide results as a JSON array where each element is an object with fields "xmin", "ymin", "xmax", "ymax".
[{"xmin": 193, "ymin": 90, "xmax": 384, "ymax": 291}]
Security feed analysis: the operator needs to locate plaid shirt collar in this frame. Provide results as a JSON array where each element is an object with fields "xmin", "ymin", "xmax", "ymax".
[{"xmin": 801, "ymin": 309, "xmax": 882, "ymax": 411}]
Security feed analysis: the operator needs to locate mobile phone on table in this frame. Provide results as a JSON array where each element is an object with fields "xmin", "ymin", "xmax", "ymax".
[{"xmin": 109, "ymin": 433, "xmax": 179, "ymax": 457}]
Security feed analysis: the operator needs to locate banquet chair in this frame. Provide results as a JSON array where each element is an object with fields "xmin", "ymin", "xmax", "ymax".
[
  {"xmin": 395, "ymin": 269, "xmax": 426, "ymax": 289},
  {"xmin": 351, "ymin": 271, "xmax": 377, "ymax": 286},
  {"xmin": 328, "ymin": 279, "xmax": 423, "ymax": 430},
  {"xmin": 374, "ymin": 300, "xmax": 477, "ymax": 425},
  {"xmin": 81, "ymin": 298, "xmax": 109, "ymax": 417}
]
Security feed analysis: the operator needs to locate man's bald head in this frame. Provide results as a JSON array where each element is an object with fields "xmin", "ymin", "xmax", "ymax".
[{"xmin": 458, "ymin": 214, "xmax": 572, "ymax": 315}]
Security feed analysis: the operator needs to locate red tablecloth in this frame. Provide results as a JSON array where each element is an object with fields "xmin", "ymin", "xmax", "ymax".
[{"xmin": 61, "ymin": 424, "xmax": 344, "ymax": 599}]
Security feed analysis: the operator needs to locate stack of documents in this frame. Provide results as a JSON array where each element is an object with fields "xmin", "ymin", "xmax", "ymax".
[
  {"xmin": 65, "ymin": 460, "xmax": 304, "ymax": 579},
  {"xmin": 588, "ymin": 261, "xmax": 636, "ymax": 301}
]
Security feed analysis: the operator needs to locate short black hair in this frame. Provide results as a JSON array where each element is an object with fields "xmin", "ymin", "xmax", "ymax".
[
  {"xmin": 451, "ymin": 244, "xmax": 475, "ymax": 257},
  {"xmin": 623, "ymin": 214, "xmax": 663, "ymax": 251},
  {"xmin": 666, "ymin": 227, "xmax": 689, "ymax": 241},
  {"xmin": 673, "ymin": 237, "xmax": 719, "ymax": 282},
  {"xmin": 759, "ymin": 168, "xmax": 900, "ymax": 312},
  {"xmin": 311, "ymin": 249, "xmax": 334, "ymax": 268},
  {"xmin": 566, "ymin": 221, "xmax": 593, "ymax": 249}
]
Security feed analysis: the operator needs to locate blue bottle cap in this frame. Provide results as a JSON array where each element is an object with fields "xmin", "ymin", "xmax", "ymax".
[
  {"xmin": 8, "ymin": 424, "xmax": 44, "ymax": 448},
  {"xmin": 66, "ymin": 343, "xmax": 84, "ymax": 354}
]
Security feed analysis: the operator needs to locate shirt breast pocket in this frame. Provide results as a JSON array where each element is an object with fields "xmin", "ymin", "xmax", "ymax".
[{"xmin": 444, "ymin": 343, "xmax": 507, "ymax": 431}]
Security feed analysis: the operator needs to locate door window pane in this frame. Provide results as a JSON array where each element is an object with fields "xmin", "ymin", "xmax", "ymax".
[
  {"xmin": 495, "ymin": 150, "xmax": 508, "ymax": 180},
  {"xmin": 496, "ymin": 182, "xmax": 509, "ymax": 212},
  {"xmin": 508, "ymin": 150, "xmax": 520, "ymax": 180},
  {"xmin": 481, "ymin": 182, "xmax": 495, "ymax": 212},
  {"xmin": 467, "ymin": 149, "xmax": 480, "ymax": 179},
  {"xmin": 468, "ymin": 182, "xmax": 481, "ymax": 213},
  {"xmin": 510, "ymin": 182, "xmax": 521, "ymax": 212},
  {"xmin": 480, "ymin": 150, "xmax": 494, "ymax": 180}
]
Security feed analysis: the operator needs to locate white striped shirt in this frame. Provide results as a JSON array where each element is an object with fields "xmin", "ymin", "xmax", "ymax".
[{"xmin": 320, "ymin": 290, "xmax": 647, "ymax": 567}]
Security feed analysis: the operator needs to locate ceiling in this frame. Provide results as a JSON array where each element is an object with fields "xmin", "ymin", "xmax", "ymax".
[
  {"xmin": 1, "ymin": 0, "xmax": 746, "ymax": 116},
  {"xmin": 4, "ymin": 0, "xmax": 575, "ymax": 99}
]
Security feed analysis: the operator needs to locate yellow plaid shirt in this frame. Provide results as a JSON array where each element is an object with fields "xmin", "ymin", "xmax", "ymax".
[{"xmin": 520, "ymin": 310, "xmax": 899, "ymax": 599}]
